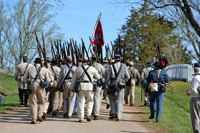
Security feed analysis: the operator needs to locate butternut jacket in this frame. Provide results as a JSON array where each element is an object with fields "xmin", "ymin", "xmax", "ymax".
[{"xmin": 70, "ymin": 63, "xmax": 100, "ymax": 91}]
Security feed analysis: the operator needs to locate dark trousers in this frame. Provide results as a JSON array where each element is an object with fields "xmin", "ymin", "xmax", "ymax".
[{"xmin": 18, "ymin": 88, "xmax": 29, "ymax": 105}]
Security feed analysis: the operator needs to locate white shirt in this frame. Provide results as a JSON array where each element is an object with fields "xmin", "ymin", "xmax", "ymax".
[{"xmin": 188, "ymin": 73, "xmax": 200, "ymax": 97}]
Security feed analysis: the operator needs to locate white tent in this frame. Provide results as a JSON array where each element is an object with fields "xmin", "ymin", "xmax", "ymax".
[{"xmin": 165, "ymin": 64, "xmax": 193, "ymax": 82}]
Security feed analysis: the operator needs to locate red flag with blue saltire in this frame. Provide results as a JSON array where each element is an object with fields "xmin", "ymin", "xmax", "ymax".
[{"xmin": 92, "ymin": 13, "xmax": 105, "ymax": 48}]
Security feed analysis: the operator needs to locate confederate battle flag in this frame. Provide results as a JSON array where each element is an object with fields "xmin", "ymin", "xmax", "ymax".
[{"xmin": 92, "ymin": 12, "xmax": 105, "ymax": 48}]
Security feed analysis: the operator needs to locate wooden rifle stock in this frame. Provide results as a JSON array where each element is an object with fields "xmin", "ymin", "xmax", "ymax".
[
  {"xmin": 157, "ymin": 44, "xmax": 163, "ymax": 69},
  {"xmin": 89, "ymin": 36, "xmax": 102, "ymax": 64},
  {"xmin": 81, "ymin": 38, "xmax": 92, "ymax": 66},
  {"xmin": 123, "ymin": 36, "xmax": 126, "ymax": 63},
  {"xmin": 35, "ymin": 31, "xmax": 43, "ymax": 67},
  {"xmin": 42, "ymin": 31, "xmax": 47, "ymax": 68}
]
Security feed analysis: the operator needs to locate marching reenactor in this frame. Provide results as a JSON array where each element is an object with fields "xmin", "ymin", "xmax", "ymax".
[
  {"xmin": 23, "ymin": 58, "xmax": 52, "ymax": 124},
  {"xmin": 58, "ymin": 56, "xmax": 77, "ymax": 119},
  {"xmin": 145, "ymin": 61, "xmax": 170, "ymax": 123},
  {"xmin": 14, "ymin": 56, "xmax": 33, "ymax": 106},
  {"xmin": 48, "ymin": 59, "xmax": 60, "ymax": 116},
  {"xmin": 141, "ymin": 61, "xmax": 153, "ymax": 106},
  {"xmin": 70, "ymin": 58, "xmax": 100, "ymax": 123},
  {"xmin": 106, "ymin": 54, "xmax": 130, "ymax": 121},
  {"xmin": 125, "ymin": 61, "xmax": 140, "ymax": 106},
  {"xmin": 104, "ymin": 59, "xmax": 115, "ymax": 109},
  {"xmin": 91, "ymin": 55, "xmax": 106, "ymax": 120},
  {"xmin": 42, "ymin": 58, "xmax": 54, "ymax": 119}
]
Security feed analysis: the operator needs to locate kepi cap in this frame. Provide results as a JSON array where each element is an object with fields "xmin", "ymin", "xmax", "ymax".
[{"xmin": 193, "ymin": 63, "xmax": 200, "ymax": 67}]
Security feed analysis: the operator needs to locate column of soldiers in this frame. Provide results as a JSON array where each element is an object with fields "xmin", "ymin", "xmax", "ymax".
[{"xmin": 15, "ymin": 54, "xmax": 149, "ymax": 124}]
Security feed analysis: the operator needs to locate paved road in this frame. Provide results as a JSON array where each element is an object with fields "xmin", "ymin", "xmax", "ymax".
[{"xmin": 0, "ymin": 101, "xmax": 151, "ymax": 133}]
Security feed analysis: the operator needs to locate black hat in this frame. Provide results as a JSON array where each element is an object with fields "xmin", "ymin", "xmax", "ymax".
[
  {"xmin": 193, "ymin": 63, "xmax": 200, "ymax": 67},
  {"xmin": 34, "ymin": 58, "xmax": 40, "ymax": 63},
  {"xmin": 47, "ymin": 57, "xmax": 51, "ymax": 62},
  {"xmin": 23, "ymin": 56, "xmax": 28, "ymax": 62},
  {"xmin": 51, "ymin": 59, "xmax": 57, "ymax": 65},
  {"xmin": 114, "ymin": 54, "xmax": 123, "ymax": 61},
  {"xmin": 154, "ymin": 61, "xmax": 160, "ymax": 67},
  {"xmin": 78, "ymin": 58, "xmax": 84, "ymax": 62}
]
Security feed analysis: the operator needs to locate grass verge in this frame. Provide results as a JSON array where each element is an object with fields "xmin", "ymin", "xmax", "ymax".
[
  {"xmin": 0, "ymin": 74, "xmax": 20, "ymax": 113},
  {"xmin": 135, "ymin": 82, "xmax": 193, "ymax": 133}
]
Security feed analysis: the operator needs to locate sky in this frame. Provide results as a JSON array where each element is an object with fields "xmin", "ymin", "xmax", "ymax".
[
  {"xmin": 5, "ymin": 0, "xmax": 133, "ymax": 59},
  {"xmin": 48, "ymin": 0, "xmax": 132, "ymax": 52}
]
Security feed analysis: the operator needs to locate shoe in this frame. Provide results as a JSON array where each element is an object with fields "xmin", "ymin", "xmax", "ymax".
[
  {"xmin": 47, "ymin": 109, "xmax": 52, "ymax": 114},
  {"xmin": 106, "ymin": 104, "xmax": 110, "ymax": 109},
  {"xmin": 156, "ymin": 120, "xmax": 160, "ymax": 123},
  {"xmin": 37, "ymin": 117, "xmax": 43, "ymax": 122},
  {"xmin": 67, "ymin": 116, "xmax": 71, "ymax": 119},
  {"xmin": 87, "ymin": 117, "xmax": 91, "ymax": 121},
  {"xmin": 52, "ymin": 112, "xmax": 57, "ymax": 116},
  {"xmin": 20, "ymin": 102, "xmax": 23, "ymax": 105},
  {"xmin": 93, "ymin": 116, "xmax": 99, "ymax": 120},
  {"xmin": 109, "ymin": 115, "xmax": 116, "ymax": 119},
  {"xmin": 31, "ymin": 121, "xmax": 36, "ymax": 124},
  {"xmin": 25, "ymin": 104, "xmax": 28, "ymax": 107},
  {"xmin": 42, "ymin": 113, "xmax": 48, "ymax": 120},
  {"xmin": 63, "ymin": 113, "xmax": 68, "ymax": 118},
  {"xmin": 116, "ymin": 119, "xmax": 121, "ymax": 122},
  {"xmin": 78, "ymin": 120, "xmax": 83, "ymax": 123},
  {"xmin": 130, "ymin": 104, "xmax": 134, "ymax": 106},
  {"xmin": 144, "ymin": 101, "xmax": 148, "ymax": 106},
  {"xmin": 149, "ymin": 115, "xmax": 154, "ymax": 119}
]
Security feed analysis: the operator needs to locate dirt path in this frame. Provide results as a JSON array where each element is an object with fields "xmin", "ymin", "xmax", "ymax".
[{"xmin": 0, "ymin": 101, "xmax": 153, "ymax": 133}]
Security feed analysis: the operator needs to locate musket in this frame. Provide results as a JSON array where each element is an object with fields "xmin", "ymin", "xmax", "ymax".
[
  {"xmin": 107, "ymin": 45, "xmax": 112, "ymax": 59},
  {"xmin": 89, "ymin": 36, "xmax": 102, "ymax": 64},
  {"xmin": 63, "ymin": 42, "xmax": 67, "ymax": 62},
  {"xmin": 118, "ymin": 34, "xmax": 122, "ymax": 56},
  {"xmin": 141, "ymin": 88, "xmax": 143, "ymax": 102},
  {"xmin": 54, "ymin": 41, "xmax": 60, "ymax": 67},
  {"xmin": 87, "ymin": 41, "xmax": 92, "ymax": 56},
  {"xmin": 72, "ymin": 39, "xmax": 79, "ymax": 66},
  {"xmin": 110, "ymin": 41, "xmax": 115, "ymax": 56},
  {"xmin": 69, "ymin": 39, "xmax": 76, "ymax": 66},
  {"xmin": 157, "ymin": 44, "xmax": 163, "ymax": 69},
  {"xmin": 51, "ymin": 41, "xmax": 56, "ymax": 59},
  {"xmin": 123, "ymin": 36, "xmax": 126, "ymax": 63},
  {"xmin": 82, "ymin": 42, "xmax": 85, "ymax": 59},
  {"xmin": 35, "ymin": 31, "xmax": 43, "ymax": 67},
  {"xmin": 66, "ymin": 41, "xmax": 70, "ymax": 56},
  {"xmin": 42, "ymin": 31, "xmax": 47, "ymax": 68},
  {"xmin": 81, "ymin": 38, "xmax": 92, "ymax": 66}
]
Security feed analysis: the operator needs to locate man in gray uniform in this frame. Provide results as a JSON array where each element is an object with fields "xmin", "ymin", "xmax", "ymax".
[
  {"xmin": 141, "ymin": 61, "xmax": 153, "ymax": 106},
  {"xmin": 48, "ymin": 59, "xmax": 60, "ymax": 116},
  {"xmin": 71, "ymin": 58, "xmax": 100, "ymax": 123},
  {"xmin": 125, "ymin": 61, "xmax": 140, "ymax": 106},
  {"xmin": 14, "ymin": 56, "xmax": 33, "ymax": 106},
  {"xmin": 91, "ymin": 56, "xmax": 106, "ymax": 120},
  {"xmin": 106, "ymin": 54, "xmax": 130, "ymax": 121},
  {"xmin": 23, "ymin": 58, "xmax": 51, "ymax": 124},
  {"xmin": 58, "ymin": 56, "xmax": 77, "ymax": 119},
  {"xmin": 186, "ymin": 62, "xmax": 200, "ymax": 133}
]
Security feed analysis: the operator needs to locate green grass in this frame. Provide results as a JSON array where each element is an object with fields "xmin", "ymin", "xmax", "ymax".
[
  {"xmin": 165, "ymin": 80, "xmax": 191, "ymax": 112},
  {"xmin": 0, "ymin": 74, "xmax": 20, "ymax": 113},
  {"xmin": 135, "ymin": 81, "xmax": 193, "ymax": 133}
]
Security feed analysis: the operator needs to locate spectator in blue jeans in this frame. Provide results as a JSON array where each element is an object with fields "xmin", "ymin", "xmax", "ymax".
[{"xmin": 145, "ymin": 61, "xmax": 170, "ymax": 122}]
